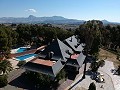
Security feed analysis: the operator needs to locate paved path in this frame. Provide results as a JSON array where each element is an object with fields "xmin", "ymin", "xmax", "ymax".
[
  {"xmin": 58, "ymin": 63, "xmax": 90, "ymax": 90},
  {"xmin": 0, "ymin": 69, "xmax": 25, "ymax": 90},
  {"xmin": 7, "ymin": 69, "xmax": 25, "ymax": 83},
  {"xmin": 69, "ymin": 70, "xmax": 114, "ymax": 90},
  {"xmin": 57, "ymin": 79, "xmax": 73, "ymax": 90},
  {"xmin": 99, "ymin": 60, "xmax": 120, "ymax": 90},
  {"xmin": 68, "ymin": 60, "xmax": 116, "ymax": 90}
]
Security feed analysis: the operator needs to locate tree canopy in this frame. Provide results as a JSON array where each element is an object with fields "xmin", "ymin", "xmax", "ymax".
[
  {"xmin": 75, "ymin": 20, "xmax": 103, "ymax": 55},
  {"xmin": 16, "ymin": 24, "xmax": 74, "ymax": 46},
  {"xmin": 0, "ymin": 25, "xmax": 18, "ymax": 54}
]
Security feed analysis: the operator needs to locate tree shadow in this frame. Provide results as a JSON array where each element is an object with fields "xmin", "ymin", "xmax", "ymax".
[
  {"xmin": 85, "ymin": 70, "xmax": 93, "ymax": 76},
  {"xmin": 8, "ymin": 73, "xmax": 59, "ymax": 90},
  {"xmin": 86, "ymin": 56, "xmax": 95, "ymax": 63},
  {"xmin": 68, "ymin": 77, "xmax": 84, "ymax": 90},
  {"xmin": 8, "ymin": 74, "xmax": 35, "ymax": 90},
  {"xmin": 67, "ymin": 71, "xmax": 78, "ymax": 80}
]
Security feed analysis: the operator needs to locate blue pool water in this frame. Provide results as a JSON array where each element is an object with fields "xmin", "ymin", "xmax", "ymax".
[
  {"xmin": 17, "ymin": 48, "xmax": 27, "ymax": 53},
  {"xmin": 16, "ymin": 54, "xmax": 36, "ymax": 61}
]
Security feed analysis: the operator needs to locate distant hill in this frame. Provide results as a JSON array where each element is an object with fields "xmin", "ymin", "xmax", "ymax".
[
  {"xmin": 101, "ymin": 20, "xmax": 120, "ymax": 25},
  {"xmin": 0, "ymin": 15, "xmax": 120, "ymax": 25},
  {"xmin": 0, "ymin": 15, "xmax": 85, "ymax": 24}
]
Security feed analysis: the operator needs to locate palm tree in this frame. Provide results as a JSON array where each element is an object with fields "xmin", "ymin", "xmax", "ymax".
[{"xmin": 0, "ymin": 60, "xmax": 13, "ymax": 75}]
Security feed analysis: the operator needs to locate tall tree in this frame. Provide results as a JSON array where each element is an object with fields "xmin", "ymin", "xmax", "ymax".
[{"xmin": 75, "ymin": 20, "xmax": 103, "ymax": 79}]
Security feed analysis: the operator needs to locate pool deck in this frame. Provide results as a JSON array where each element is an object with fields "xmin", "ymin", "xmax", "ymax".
[
  {"xmin": 9, "ymin": 45, "xmax": 46, "ymax": 58},
  {"xmin": 9, "ymin": 49, "xmax": 37, "ymax": 58},
  {"xmin": 8, "ymin": 45, "xmax": 47, "ymax": 69}
]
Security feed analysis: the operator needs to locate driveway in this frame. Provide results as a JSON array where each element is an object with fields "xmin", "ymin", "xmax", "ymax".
[
  {"xmin": 68, "ymin": 61, "xmax": 115, "ymax": 90},
  {"xmin": 99, "ymin": 60, "xmax": 120, "ymax": 90}
]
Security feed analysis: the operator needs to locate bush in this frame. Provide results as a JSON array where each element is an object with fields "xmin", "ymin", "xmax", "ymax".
[
  {"xmin": 55, "ymin": 69, "xmax": 66, "ymax": 81},
  {"xmin": 24, "ymin": 71, "xmax": 52, "ymax": 89},
  {"xmin": 0, "ymin": 75, "xmax": 8, "ymax": 88},
  {"xmin": 116, "ymin": 66, "xmax": 120, "ymax": 75},
  {"xmin": 116, "ymin": 55, "xmax": 120, "ymax": 60},
  {"xmin": 98, "ymin": 60, "xmax": 105, "ymax": 67},
  {"xmin": 90, "ymin": 60, "xmax": 105, "ymax": 73},
  {"xmin": 92, "ymin": 53, "xmax": 99, "ymax": 61},
  {"xmin": 17, "ymin": 61, "xmax": 26, "ymax": 67},
  {"xmin": 90, "ymin": 62, "xmax": 99, "ymax": 72},
  {"xmin": 88, "ymin": 82, "xmax": 96, "ymax": 90}
]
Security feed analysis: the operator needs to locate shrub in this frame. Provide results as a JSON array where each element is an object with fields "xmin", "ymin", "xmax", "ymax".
[
  {"xmin": 24, "ymin": 71, "xmax": 52, "ymax": 89},
  {"xmin": 90, "ymin": 60, "xmax": 105, "ymax": 73},
  {"xmin": 90, "ymin": 62, "xmax": 99, "ymax": 72},
  {"xmin": 88, "ymin": 82, "xmax": 96, "ymax": 90},
  {"xmin": 0, "ymin": 75, "xmax": 8, "ymax": 88},
  {"xmin": 98, "ymin": 60, "xmax": 105, "ymax": 67},
  {"xmin": 17, "ymin": 61, "xmax": 26, "ymax": 67},
  {"xmin": 116, "ymin": 66, "xmax": 120, "ymax": 75},
  {"xmin": 116, "ymin": 55, "xmax": 120, "ymax": 60},
  {"xmin": 55, "ymin": 69, "xmax": 66, "ymax": 81}
]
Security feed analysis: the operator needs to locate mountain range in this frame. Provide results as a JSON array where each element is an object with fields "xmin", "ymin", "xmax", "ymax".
[{"xmin": 0, "ymin": 15, "xmax": 119, "ymax": 25}]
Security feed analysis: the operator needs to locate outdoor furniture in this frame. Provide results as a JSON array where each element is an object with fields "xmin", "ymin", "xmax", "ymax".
[{"xmin": 95, "ymin": 74, "xmax": 105, "ymax": 83}]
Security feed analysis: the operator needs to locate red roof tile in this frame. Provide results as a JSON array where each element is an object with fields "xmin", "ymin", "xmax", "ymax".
[
  {"xmin": 30, "ymin": 58, "xmax": 55, "ymax": 66},
  {"xmin": 70, "ymin": 54, "xmax": 79, "ymax": 60}
]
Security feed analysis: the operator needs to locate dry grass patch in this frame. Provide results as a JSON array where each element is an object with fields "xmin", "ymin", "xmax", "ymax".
[{"xmin": 99, "ymin": 48, "xmax": 120, "ymax": 67}]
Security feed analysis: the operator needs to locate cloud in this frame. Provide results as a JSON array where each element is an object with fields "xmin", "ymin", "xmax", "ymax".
[{"xmin": 25, "ymin": 9, "xmax": 36, "ymax": 13}]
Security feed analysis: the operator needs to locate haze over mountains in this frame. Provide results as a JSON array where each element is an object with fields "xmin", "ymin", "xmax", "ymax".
[{"xmin": 0, "ymin": 15, "xmax": 119, "ymax": 25}]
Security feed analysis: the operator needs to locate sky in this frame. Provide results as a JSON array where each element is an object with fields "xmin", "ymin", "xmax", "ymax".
[{"xmin": 0, "ymin": 0, "xmax": 120, "ymax": 22}]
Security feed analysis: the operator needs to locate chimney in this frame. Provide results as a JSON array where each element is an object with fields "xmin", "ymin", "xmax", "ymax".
[
  {"xmin": 71, "ymin": 37, "xmax": 72, "ymax": 42},
  {"xmin": 48, "ymin": 51, "xmax": 54, "ymax": 59}
]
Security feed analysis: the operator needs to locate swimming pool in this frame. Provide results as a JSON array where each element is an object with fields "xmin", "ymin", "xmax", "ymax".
[
  {"xmin": 16, "ymin": 54, "xmax": 36, "ymax": 61},
  {"xmin": 17, "ymin": 48, "xmax": 27, "ymax": 53}
]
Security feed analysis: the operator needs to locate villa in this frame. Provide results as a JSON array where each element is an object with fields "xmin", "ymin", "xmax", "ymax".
[{"xmin": 23, "ymin": 35, "xmax": 86, "ymax": 77}]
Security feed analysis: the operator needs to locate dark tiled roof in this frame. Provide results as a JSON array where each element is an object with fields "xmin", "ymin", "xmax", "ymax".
[
  {"xmin": 40, "ymin": 39, "xmax": 73, "ymax": 62},
  {"xmin": 24, "ymin": 62, "xmax": 55, "ymax": 76},
  {"xmin": 77, "ymin": 53, "xmax": 86, "ymax": 67},
  {"xmin": 24, "ymin": 59, "xmax": 63, "ymax": 77},
  {"xmin": 64, "ymin": 35, "xmax": 83, "ymax": 52},
  {"xmin": 23, "ymin": 37, "xmax": 86, "ymax": 77}
]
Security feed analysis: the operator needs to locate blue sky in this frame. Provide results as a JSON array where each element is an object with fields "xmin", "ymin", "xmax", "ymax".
[{"xmin": 0, "ymin": 0, "xmax": 120, "ymax": 22}]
